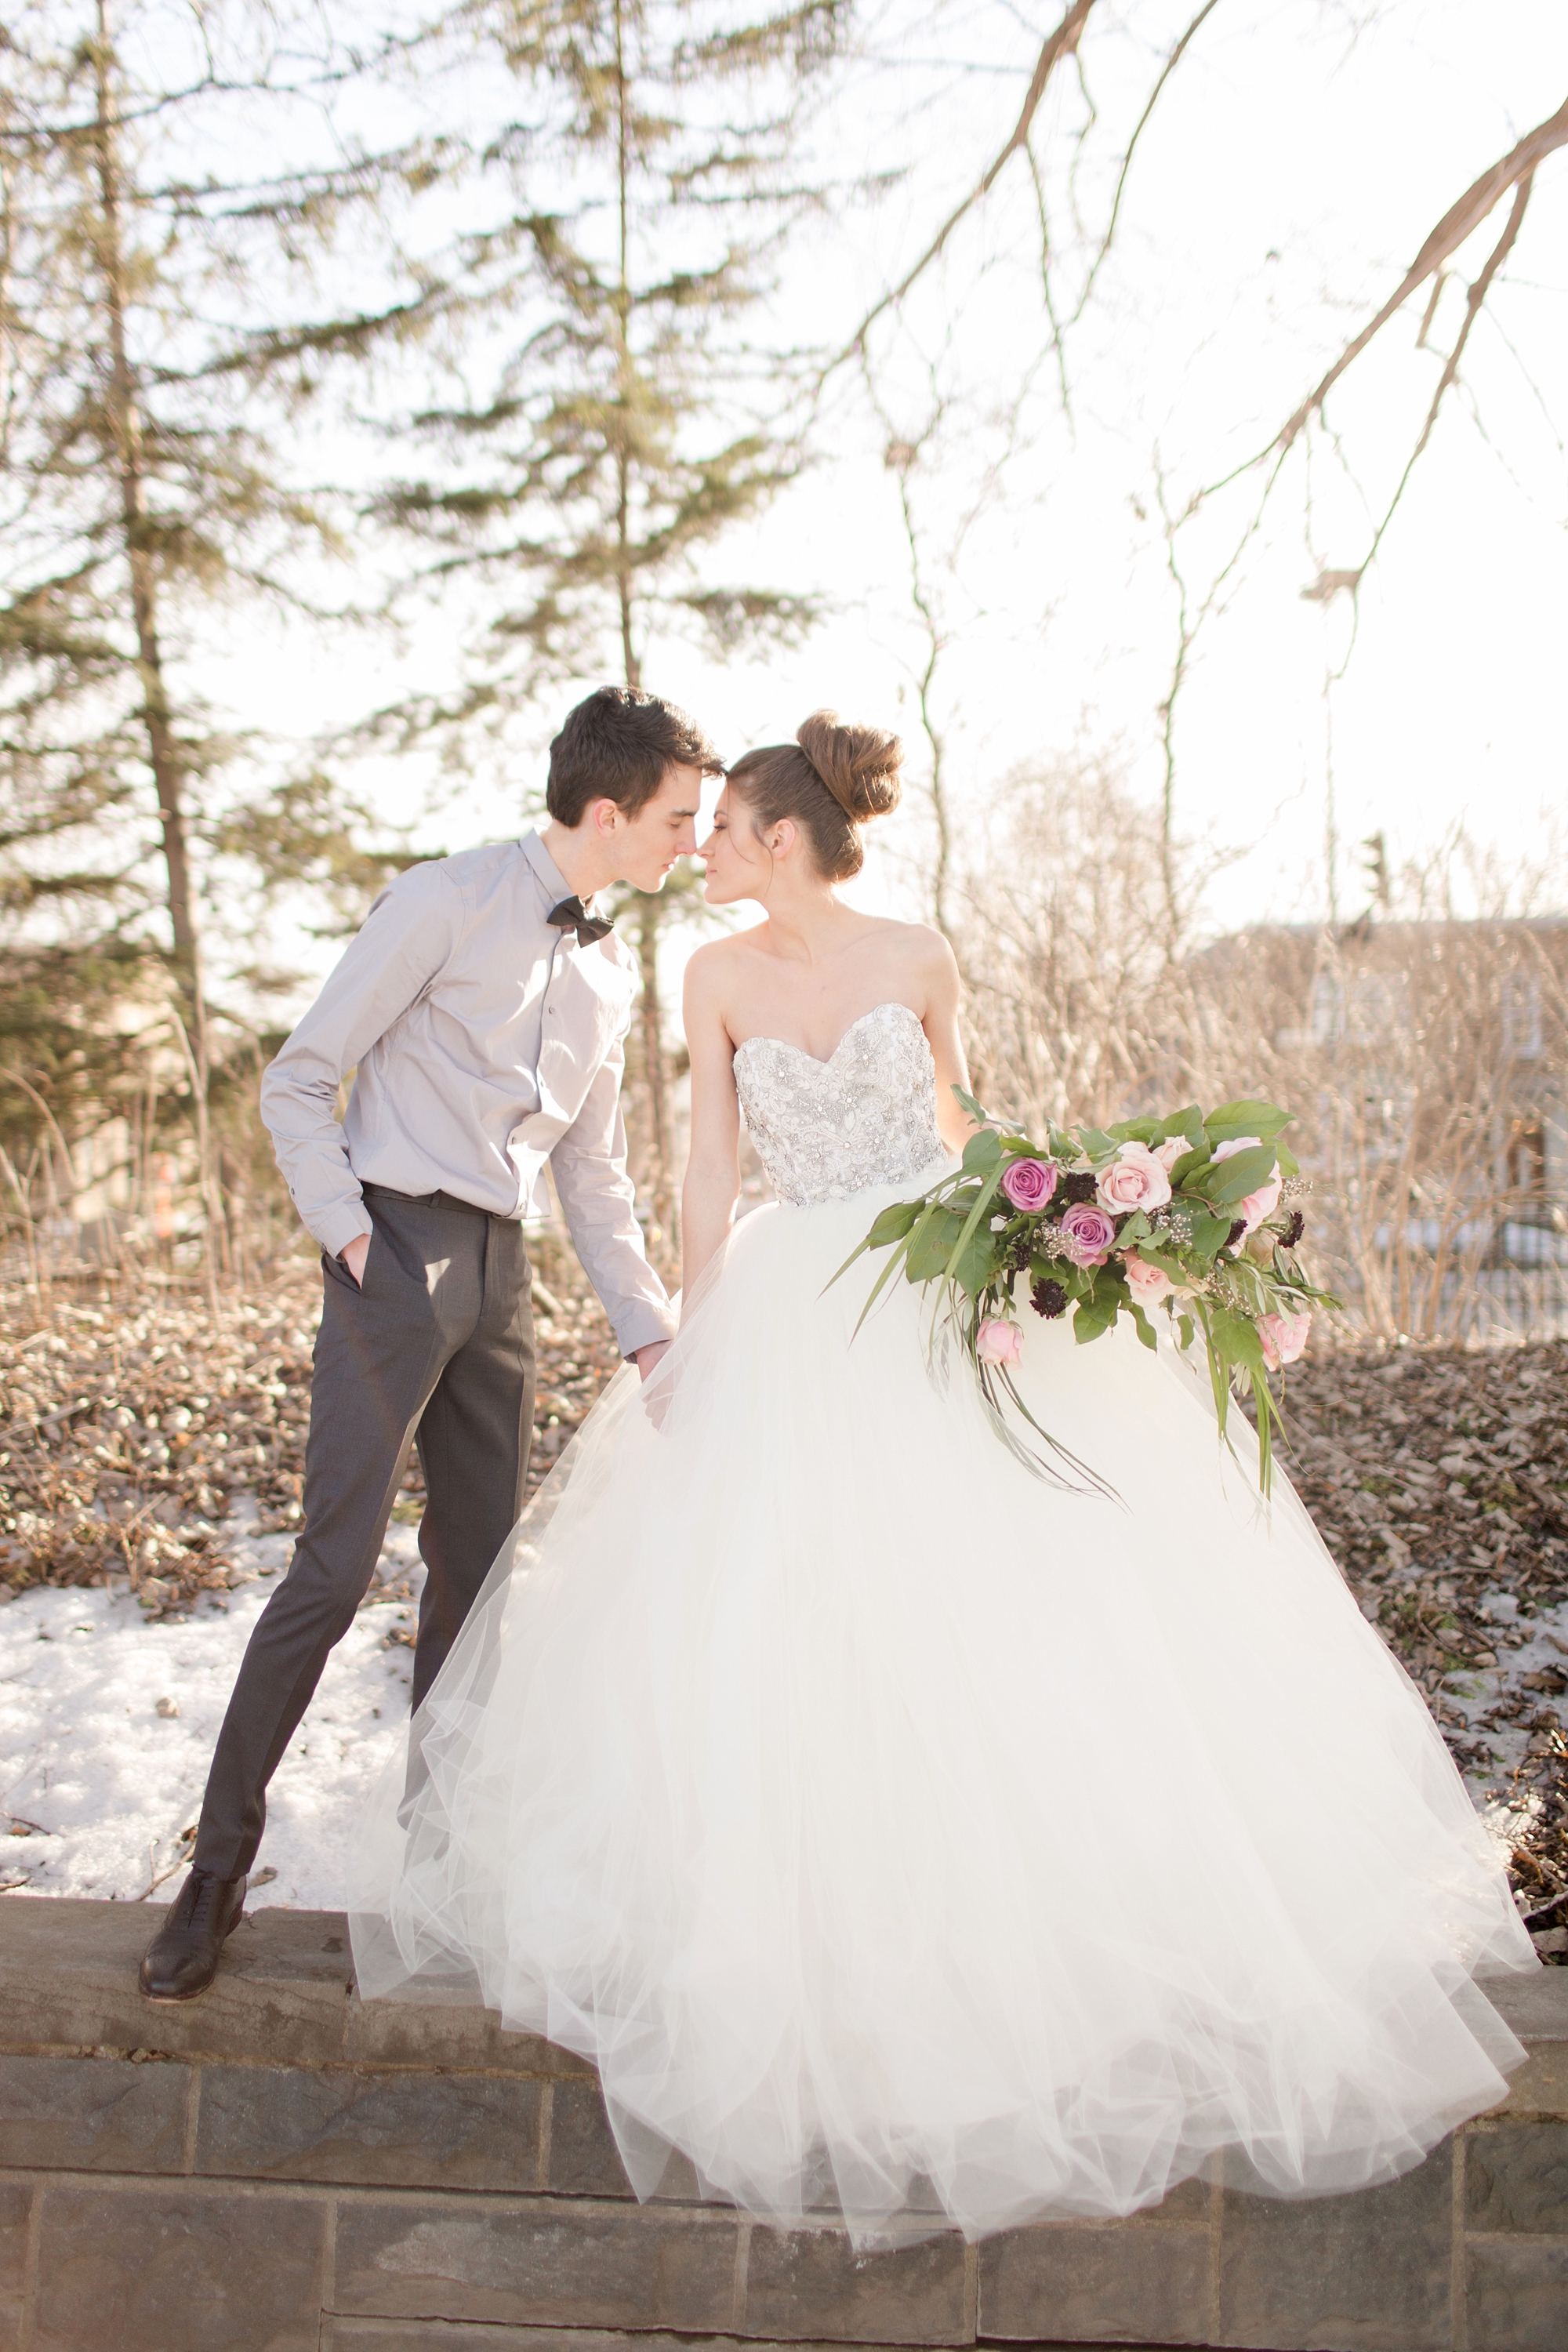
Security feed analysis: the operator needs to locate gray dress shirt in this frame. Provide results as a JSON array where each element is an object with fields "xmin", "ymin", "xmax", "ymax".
[{"xmin": 259, "ymin": 829, "xmax": 677, "ymax": 1358}]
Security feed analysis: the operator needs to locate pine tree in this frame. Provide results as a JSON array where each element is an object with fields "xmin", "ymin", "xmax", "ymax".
[
  {"xmin": 0, "ymin": 0, "xmax": 429, "ymax": 1232},
  {"xmin": 379, "ymin": 0, "xmax": 843, "ymax": 1242}
]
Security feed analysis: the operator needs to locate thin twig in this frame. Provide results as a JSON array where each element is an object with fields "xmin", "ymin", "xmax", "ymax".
[{"xmin": 824, "ymin": 0, "xmax": 1098, "ymax": 375}]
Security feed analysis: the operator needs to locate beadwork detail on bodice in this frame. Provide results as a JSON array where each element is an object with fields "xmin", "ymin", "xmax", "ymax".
[{"xmin": 732, "ymin": 1001, "xmax": 947, "ymax": 1207}]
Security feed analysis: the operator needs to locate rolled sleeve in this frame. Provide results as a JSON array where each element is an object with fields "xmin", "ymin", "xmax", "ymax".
[
  {"xmin": 550, "ymin": 1016, "xmax": 677, "ymax": 1356},
  {"xmin": 260, "ymin": 866, "xmax": 460, "ymax": 1254}
]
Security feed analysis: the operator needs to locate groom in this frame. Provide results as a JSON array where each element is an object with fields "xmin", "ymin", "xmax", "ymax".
[{"xmin": 140, "ymin": 685, "xmax": 721, "ymax": 2000}]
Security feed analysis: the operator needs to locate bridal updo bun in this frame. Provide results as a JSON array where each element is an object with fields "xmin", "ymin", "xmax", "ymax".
[{"xmin": 728, "ymin": 711, "xmax": 903, "ymax": 881}]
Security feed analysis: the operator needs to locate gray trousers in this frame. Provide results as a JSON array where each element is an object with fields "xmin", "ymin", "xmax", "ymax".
[{"xmin": 194, "ymin": 1187, "xmax": 535, "ymax": 1880}]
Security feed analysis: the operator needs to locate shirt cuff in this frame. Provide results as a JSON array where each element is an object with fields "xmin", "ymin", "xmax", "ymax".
[
  {"xmin": 312, "ymin": 1200, "xmax": 375, "ymax": 1260},
  {"xmin": 613, "ymin": 1300, "xmax": 681, "ymax": 1359}
]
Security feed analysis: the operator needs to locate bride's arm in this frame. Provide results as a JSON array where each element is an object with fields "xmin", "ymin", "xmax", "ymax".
[
  {"xmin": 681, "ymin": 953, "xmax": 742, "ymax": 1296},
  {"xmin": 919, "ymin": 934, "xmax": 978, "ymax": 1154}
]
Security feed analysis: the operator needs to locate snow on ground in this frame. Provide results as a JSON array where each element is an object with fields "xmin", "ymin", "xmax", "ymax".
[{"xmin": 0, "ymin": 1502, "xmax": 423, "ymax": 1911}]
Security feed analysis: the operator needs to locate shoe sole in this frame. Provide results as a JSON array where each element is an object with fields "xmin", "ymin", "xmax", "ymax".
[{"xmin": 138, "ymin": 1907, "xmax": 246, "ymax": 2002}]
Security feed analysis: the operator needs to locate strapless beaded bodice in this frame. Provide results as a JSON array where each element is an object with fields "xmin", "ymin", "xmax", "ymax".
[{"xmin": 732, "ymin": 1002, "xmax": 947, "ymax": 1207}]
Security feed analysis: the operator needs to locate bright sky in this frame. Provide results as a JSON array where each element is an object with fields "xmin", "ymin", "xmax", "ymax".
[{"xmin": 187, "ymin": 0, "xmax": 1568, "ymax": 997}]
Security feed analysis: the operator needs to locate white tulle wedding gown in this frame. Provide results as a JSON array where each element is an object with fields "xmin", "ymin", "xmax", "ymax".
[{"xmin": 350, "ymin": 1001, "xmax": 1537, "ymax": 2246}]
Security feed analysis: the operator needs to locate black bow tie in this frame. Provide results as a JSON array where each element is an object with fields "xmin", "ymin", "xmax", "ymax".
[{"xmin": 548, "ymin": 895, "xmax": 615, "ymax": 948}]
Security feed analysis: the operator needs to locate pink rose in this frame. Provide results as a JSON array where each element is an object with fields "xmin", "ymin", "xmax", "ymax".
[
  {"xmin": 1123, "ymin": 1251, "xmax": 1173, "ymax": 1307},
  {"xmin": 1095, "ymin": 1142, "xmax": 1173, "ymax": 1216},
  {"xmin": 1058, "ymin": 1201, "xmax": 1118, "ymax": 1266},
  {"xmin": 1152, "ymin": 1135, "xmax": 1191, "ymax": 1175},
  {"xmin": 1000, "ymin": 1156, "xmax": 1058, "ymax": 1213},
  {"xmin": 1213, "ymin": 1136, "xmax": 1283, "ymax": 1235},
  {"xmin": 1258, "ymin": 1308, "xmax": 1312, "ymax": 1371},
  {"xmin": 976, "ymin": 1316, "xmax": 1024, "ymax": 1367}
]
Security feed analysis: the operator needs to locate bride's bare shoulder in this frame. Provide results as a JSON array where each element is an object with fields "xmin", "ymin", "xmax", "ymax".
[{"xmin": 868, "ymin": 917, "xmax": 959, "ymax": 985}]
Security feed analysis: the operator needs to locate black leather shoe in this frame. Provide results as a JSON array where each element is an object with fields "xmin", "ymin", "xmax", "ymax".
[{"xmin": 138, "ymin": 1868, "xmax": 247, "ymax": 2002}]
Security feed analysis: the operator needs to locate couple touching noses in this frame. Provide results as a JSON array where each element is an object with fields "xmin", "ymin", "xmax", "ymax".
[{"xmin": 138, "ymin": 682, "xmax": 768, "ymax": 2002}]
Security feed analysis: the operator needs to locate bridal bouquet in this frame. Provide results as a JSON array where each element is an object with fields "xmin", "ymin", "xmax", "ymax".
[{"xmin": 833, "ymin": 1091, "xmax": 1338, "ymax": 1495}]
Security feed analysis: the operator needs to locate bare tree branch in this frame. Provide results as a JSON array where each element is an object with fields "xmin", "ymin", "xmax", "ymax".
[
  {"xmin": 1071, "ymin": 0, "xmax": 1224, "ymax": 325},
  {"xmin": 824, "ymin": 0, "xmax": 1098, "ymax": 376},
  {"xmin": 1274, "ymin": 92, "xmax": 1568, "ymax": 455}
]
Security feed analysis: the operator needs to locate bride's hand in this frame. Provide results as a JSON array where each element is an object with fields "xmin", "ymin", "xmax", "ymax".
[{"xmin": 633, "ymin": 1340, "xmax": 672, "ymax": 1382}]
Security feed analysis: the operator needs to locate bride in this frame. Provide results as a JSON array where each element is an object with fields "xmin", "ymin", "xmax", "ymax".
[{"xmin": 350, "ymin": 712, "xmax": 1537, "ymax": 2247}]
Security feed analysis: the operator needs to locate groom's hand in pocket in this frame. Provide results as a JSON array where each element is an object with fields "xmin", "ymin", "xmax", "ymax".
[{"xmin": 339, "ymin": 1233, "xmax": 371, "ymax": 1288}]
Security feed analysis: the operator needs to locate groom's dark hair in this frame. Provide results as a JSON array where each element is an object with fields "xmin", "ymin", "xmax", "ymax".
[{"xmin": 546, "ymin": 687, "xmax": 724, "ymax": 826}]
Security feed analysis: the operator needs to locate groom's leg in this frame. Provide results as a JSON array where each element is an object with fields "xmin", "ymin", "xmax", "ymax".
[
  {"xmin": 410, "ymin": 1213, "xmax": 535, "ymax": 1708},
  {"xmin": 192, "ymin": 1196, "xmax": 484, "ymax": 1879}
]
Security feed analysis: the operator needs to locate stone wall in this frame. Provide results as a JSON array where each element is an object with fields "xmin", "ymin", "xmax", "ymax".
[{"xmin": 0, "ymin": 1900, "xmax": 1563, "ymax": 2352}]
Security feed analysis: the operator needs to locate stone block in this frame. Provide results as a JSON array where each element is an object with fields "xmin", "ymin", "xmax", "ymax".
[
  {"xmin": 978, "ymin": 2217, "xmax": 1210, "ymax": 2346},
  {"xmin": 0, "ymin": 2051, "xmax": 188, "ymax": 2173},
  {"xmin": 1490, "ymin": 2042, "xmax": 1568, "ymax": 2121},
  {"xmin": 1217, "ymin": 2145, "xmax": 1454, "ymax": 2350},
  {"xmin": 1489, "ymin": 1973, "xmax": 1568, "ymax": 2049},
  {"xmin": 1466, "ymin": 2121, "xmax": 1568, "ymax": 2234},
  {"xmin": 332, "ymin": 2191, "xmax": 739, "ymax": 2330},
  {"xmin": 343, "ymin": 1985, "xmax": 588, "ymax": 2078},
  {"xmin": 329, "ymin": 2332, "xmax": 971, "ymax": 2352},
  {"xmin": 743, "ymin": 2222, "xmax": 970, "ymax": 2345},
  {"xmin": 28, "ymin": 2179, "xmax": 326, "ymax": 2352},
  {"xmin": 1465, "ymin": 2236, "xmax": 1568, "ymax": 2352},
  {"xmin": 0, "ymin": 2184, "xmax": 31, "ymax": 2352},
  {"xmin": 196, "ymin": 2060, "xmax": 542, "ymax": 2191},
  {"xmin": 0, "ymin": 1896, "xmax": 354, "ymax": 2067},
  {"xmin": 547, "ymin": 2078, "xmax": 635, "ymax": 2198}
]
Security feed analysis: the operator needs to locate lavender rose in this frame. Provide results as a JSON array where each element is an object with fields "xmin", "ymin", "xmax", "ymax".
[
  {"xmin": 1000, "ymin": 1156, "xmax": 1058, "ymax": 1213},
  {"xmin": 1058, "ymin": 1201, "xmax": 1117, "ymax": 1267}
]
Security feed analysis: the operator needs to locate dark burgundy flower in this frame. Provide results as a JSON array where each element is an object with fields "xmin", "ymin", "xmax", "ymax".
[
  {"xmin": 1225, "ymin": 1218, "xmax": 1247, "ymax": 1250},
  {"xmin": 1061, "ymin": 1170, "xmax": 1099, "ymax": 1206},
  {"xmin": 1031, "ymin": 1278, "xmax": 1069, "ymax": 1319},
  {"xmin": 1284, "ymin": 1210, "xmax": 1306, "ymax": 1248}
]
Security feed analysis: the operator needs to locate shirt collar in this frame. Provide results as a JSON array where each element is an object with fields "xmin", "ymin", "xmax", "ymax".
[{"xmin": 519, "ymin": 826, "xmax": 582, "ymax": 912}]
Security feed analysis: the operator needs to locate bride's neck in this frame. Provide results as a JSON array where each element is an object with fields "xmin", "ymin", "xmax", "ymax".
[{"xmin": 759, "ymin": 884, "xmax": 858, "ymax": 966}]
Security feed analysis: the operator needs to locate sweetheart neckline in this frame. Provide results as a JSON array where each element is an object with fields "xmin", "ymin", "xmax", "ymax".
[{"xmin": 732, "ymin": 1002, "xmax": 927, "ymax": 1071}]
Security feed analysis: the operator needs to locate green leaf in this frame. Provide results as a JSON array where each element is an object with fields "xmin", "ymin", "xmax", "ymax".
[
  {"xmin": 905, "ymin": 1205, "xmax": 967, "ymax": 1284},
  {"xmin": 866, "ymin": 1199, "xmax": 921, "ymax": 1249},
  {"xmin": 1203, "ymin": 1144, "xmax": 1278, "ymax": 1206},
  {"xmin": 961, "ymin": 1128, "xmax": 1002, "ymax": 1174},
  {"xmin": 1204, "ymin": 1098, "xmax": 1291, "ymax": 1139},
  {"xmin": 952, "ymin": 1084, "xmax": 990, "ymax": 1126},
  {"xmin": 952, "ymin": 1226, "xmax": 1002, "ymax": 1298},
  {"xmin": 1116, "ymin": 1210, "xmax": 1152, "ymax": 1244},
  {"xmin": 1275, "ymin": 1146, "xmax": 1299, "ymax": 1178},
  {"xmin": 1131, "ymin": 1302, "xmax": 1159, "ymax": 1351},
  {"xmin": 1177, "ymin": 1312, "xmax": 1195, "ymax": 1351},
  {"xmin": 1073, "ymin": 1296, "xmax": 1118, "ymax": 1343},
  {"xmin": 1168, "ymin": 1143, "xmax": 1211, "ymax": 1187},
  {"xmin": 1076, "ymin": 1126, "xmax": 1116, "ymax": 1161},
  {"xmin": 1105, "ymin": 1116, "xmax": 1160, "ymax": 1145},
  {"xmin": 1159, "ymin": 1105, "xmax": 1206, "ymax": 1146},
  {"xmin": 1189, "ymin": 1211, "xmax": 1236, "ymax": 1258}
]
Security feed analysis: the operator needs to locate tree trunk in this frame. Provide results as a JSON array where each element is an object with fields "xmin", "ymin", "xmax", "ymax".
[
  {"xmin": 611, "ymin": 0, "xmax": 674, "ymax": 1251},
  {"xmin": 89, "ymin": 6, "xmax": 203, "ymax": 1018},
  {"xmin": 90, "ymin": 5, "xmax": 221, "ymax": 1281}
]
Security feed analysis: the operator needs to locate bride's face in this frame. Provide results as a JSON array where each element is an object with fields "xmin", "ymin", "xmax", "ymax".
[{"xmin": 699, "ymin": 786, "xmax": 773, "ymax": 904}]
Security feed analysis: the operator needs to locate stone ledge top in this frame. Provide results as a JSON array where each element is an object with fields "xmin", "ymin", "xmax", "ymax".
[
  {"xmin": 0, "ymin": 1896, "xmax": 1563, "ymax": 2088},
  {"xmin": 0, "ymin": 1895, "xmax": 594, "ymax": 2076}
]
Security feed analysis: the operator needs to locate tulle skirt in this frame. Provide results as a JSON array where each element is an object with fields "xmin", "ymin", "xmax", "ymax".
[{"xmin": 348, "ymin": 1169, "xmax": 1537, "ymax": 2246}]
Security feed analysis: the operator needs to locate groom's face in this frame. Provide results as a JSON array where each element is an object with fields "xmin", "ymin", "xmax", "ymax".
[{"xmin": 604, "ymin": 761, "xmax": 704, "ymax": 892}]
